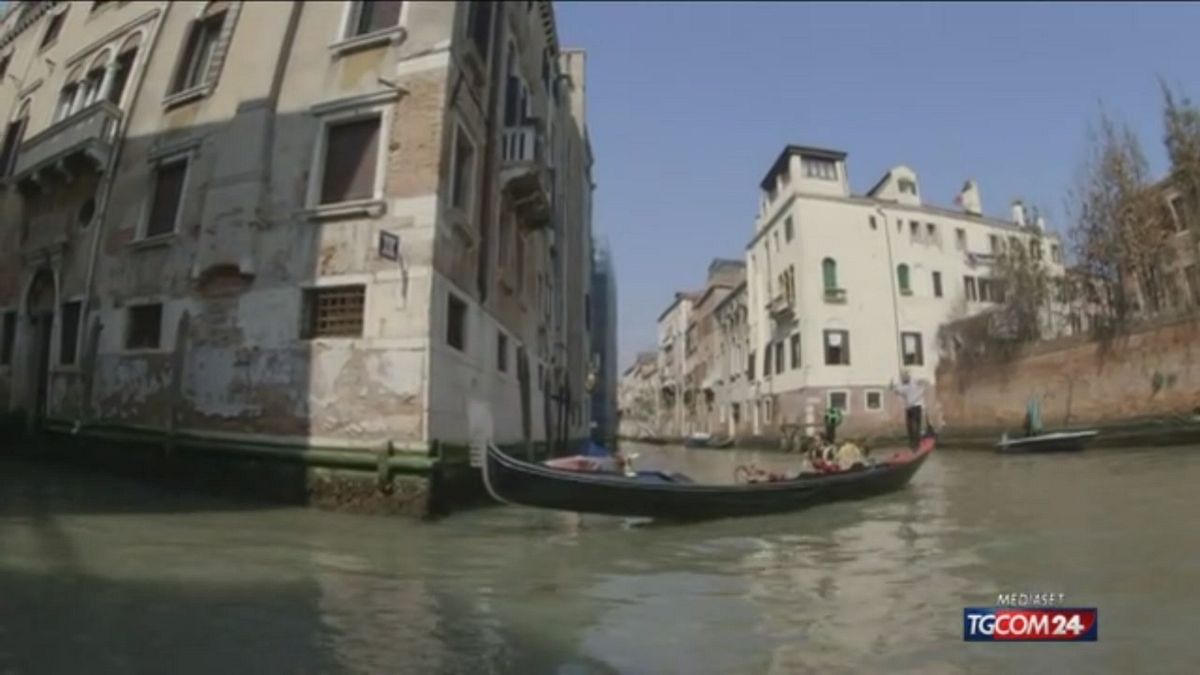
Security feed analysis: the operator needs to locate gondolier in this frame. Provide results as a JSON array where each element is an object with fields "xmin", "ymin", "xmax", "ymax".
[{"xmin": 890, "ymin": 371, "xmax": 927, "ymax": 449}]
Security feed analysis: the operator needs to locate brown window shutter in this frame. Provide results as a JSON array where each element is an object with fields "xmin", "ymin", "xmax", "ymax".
[
  {"xmin": 147, "ymin": 161, "xmax": 187, "ymax": 237},
  {"xmin": 320, "ymin": 117, "xmax": 380, "ymax": 204}
]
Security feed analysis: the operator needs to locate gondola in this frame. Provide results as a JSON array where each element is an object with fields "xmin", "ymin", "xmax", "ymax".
[
  {"xmin": 995, "ymin": 430, "xmax": 1099, "ymax": 453},
  {"xmin": 683, "ymin": 433, "xmax": 735, "ymax": 449},
  {"xmin": 481, "ymin": 436, "xmax": 936, "ymax": 520}
]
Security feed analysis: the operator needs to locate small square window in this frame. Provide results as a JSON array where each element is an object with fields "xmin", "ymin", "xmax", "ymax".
[
  {"xmin": 496, "ymin": 330, "xmax": 508, "ymax": 373},
  {"xmin": 865, "ymin": 390, "xmax": 883, "ymax": 411},
  {"xmin": 828, "ymin": 391, "xmax": 848, "ymax": 412},
  {"xmin": 60, "ymin": 301, "xmax": 82, "ymax": 365},
  {"xmin": 447, "ymin": 293, "xmax": 467, "ymax": 352},
  {"xmin": 126, "ymin": 304, "xmax": 163, "ymax": 350},
  {"xmin": 303, "ymin": 286, "xmax": 365, "ymax": 338}
]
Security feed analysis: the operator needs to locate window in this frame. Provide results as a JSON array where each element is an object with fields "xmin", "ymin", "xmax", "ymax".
[
  {"xmin": 1030, "ymin": 239, "xmax": 1042, "ymax": 260},
  {"xmin": 909, "ymin": 220, "xmax": 919, "ymax": 236},
  {"xmin": 932, "ymin": 271, "xmax": 943, "ymax": 298},
  {"xmin": 802, "ymin": 156, "xmax": 837, "ymax": 180},
  {"xmin": 823, "ymin": 330, "xmax": 849, "ymax": 365},
  {"xmin": 0, "ymin": 54, "xmax": 10, "ymax": 81},
  {"xmin": 774, "ymin": 341, "xmax": 784, "ymax": 375},
  {"xmin": 319, "ymin": 116, "xmax": 381, "ymax": 205},
  {"xmin": 790, "ymin": 333, "xmax": 800, "ymax": 369},
  {"xmin": 901, "ymin": 331, "xmax": 924, "ymax": 366},
  {"xmin": 869, "ymin": 215, "xmax": 878, "ymax": 230},
  {"xmin": 897, "ymin": 264, "xmax": 911, "ymax": 294},
  {"xmin": 466, "ymin": 1, "xmax": 494, "ymax": 61},
  {"xmin": 59, "ymin": 301, "xmax": 82, "ymax": 365},
  {"xmin": 732, "ymin": 403, "xmax": 741, "ymax": 424},
  {"xmin": 978, "ymin": 278, "xmax": 994, "ymax": 303},
  {"xmin": 822, "ymin": 257, "xmax": 838, "ymax": 291},
  {"xmin": 145, "ymin": 159, "xmax": 188, "ymax": 238},
  {"xmin": 447, "ymin": 293, "xmax": 467, "ymax": 351},
  {"xmin": 926, "ymin": 223, "xmax": 936, "ymax": 237},
  {"xmin": 1051, "ymin": 244, "xmax": 1062, "ymax": 264},
  {"xmin": 0, "ymin": 106, "xmax": 28, "ymax": 178},
  {"xmin": 302, "ymin": 286, "xmax": 365, "ymax": 338},
  {"xmin": 346, "ymin": 0, "xmax": 402, "ymax": 38},
  {"xmin": 989, "ymin": 235, "xmax": 1000, "ymax": 253},
  {"xmin": 1, "ymin": 311, "xmax": 15, "ymax": 366},
  {"xmin": 773, "ymin": 230, "xmax": 780, "ymax": 252},
  {"xmin": 865, "ymin": 390, "xmax": 883, "ymax": 411},
  {"xmin": 955, "ymin": 228, "xmax": 966, "ymax": 250},
  {"xmin": 496, "ymin": 331, "xmax": 508, "ymax": 373},
  {"xmin": 126, "ymin": 304, "xmax": 163, "ymax": 350},
  {"xmin": 40, "ymin": 9, "xmax": 67, "ymax": 50},
  {"xmin": 762, "ymin": 397, "xmax": 773, "ymax": 423},
  {"xmin": 81, "ymin": 67, "xmax": 105, "ymax": 107},
  {"xmin": 828, "ymin": 391, "xmax": 848, "ymax": 413},
  {"xmin": 747, "ymin": 352, "xmax": 755, "ymax": 381},
  {"xmin": 898, "ymin": 178, "xmax": 917, "ymax": 195},
  {"xmin": 763, "ymin": 342, "xmax": 772, "ymax": 377},
  {"xmin": 451, "ymin": 124, "xmax": 476, "ymax": 211},
  {"xmin": 784, "ymin": 216, "xmax": 794, "ymax": 242},
  {"xmin": 107, "ymin": 49, "xmax": 137, "ymax": 106},
  {"xmin": 964, "ymin": 276, "xmax": 978, "ymax": 301},
  {"xmin": 171, "ymin": 9, "xmax": 227, "ymax": 94}
]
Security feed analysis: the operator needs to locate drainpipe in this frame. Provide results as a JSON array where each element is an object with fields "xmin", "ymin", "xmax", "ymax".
[
  {"xmin": 76, "ymin": 2, "xmax": 172, "ymax": 427},
  {"xmin": 877, "ymin": 206, "xmax": 905, "ymax": 379}
]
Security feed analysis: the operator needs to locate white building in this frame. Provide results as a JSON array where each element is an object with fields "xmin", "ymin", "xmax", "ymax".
[
  {"xmin": 655, "ymin": 291, "xmax": 697, "ymax": 437},
  {"xmin": 742, "ymin": 145, "xmax": 1066, "ymax": 437}
]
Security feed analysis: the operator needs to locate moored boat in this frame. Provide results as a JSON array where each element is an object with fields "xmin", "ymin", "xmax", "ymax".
[
  {"xmin": 482, "ymin": 436, "xmax": 936, "ymax": 520},
  {"xmin": 683, "ymin": 433, "xmax": 735, "ymax": 449},
  {"xmin": 995, "ymin": 430, "xmax": 1099, "ymax": 453}
]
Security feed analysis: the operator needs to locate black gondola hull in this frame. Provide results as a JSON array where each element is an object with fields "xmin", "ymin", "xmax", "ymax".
[{"xmin": 483, "ymin": 438, "xmax": 934, "ymax": 520}]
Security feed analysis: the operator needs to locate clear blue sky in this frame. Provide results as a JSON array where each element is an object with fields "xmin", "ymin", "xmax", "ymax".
[{"xmin": 554, "ymin": 1, "xmax": 1200, "ymax": 370}]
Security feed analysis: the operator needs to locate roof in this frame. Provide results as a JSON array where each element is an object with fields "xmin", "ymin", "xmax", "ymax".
[
  {"xmin": 656, "ymin": 291, "xmax": 701, "ymax": 322},
  {"xmin": 759, "ymin": 144, "xmax": 848, "ymax": 190},
  {"xmin": 866, "ymin": 170, "xmax": 893, "ymax": 198}
]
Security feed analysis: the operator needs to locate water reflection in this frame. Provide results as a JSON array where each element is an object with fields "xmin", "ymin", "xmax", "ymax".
[{"xmin": 3, "ymin": 445, "xmax": 1199, "ymax": 673}]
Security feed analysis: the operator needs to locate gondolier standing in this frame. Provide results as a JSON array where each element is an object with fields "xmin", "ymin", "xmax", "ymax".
[{"xmin": 890, "ymin": 371, "xmax": 927, "ymax": 449}]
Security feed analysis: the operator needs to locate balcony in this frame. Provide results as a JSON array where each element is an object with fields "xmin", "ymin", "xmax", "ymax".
[
  {"xmin": 767, "ymin": 292, "xmax": 794, "ymax": 319},
  {"xmin": 823, "ymin": 288, "xmax": 847, "ymax": 304},
  {"xmin": 13, "ymin": 102, "xmax": 121, "ymax": 190},
  {"xmin": 500, "ymin": 123, "xmax": 552, "ymax": 229}
]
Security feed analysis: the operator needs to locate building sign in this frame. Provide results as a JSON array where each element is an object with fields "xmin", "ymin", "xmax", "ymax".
[{"xmin": 379, "ymin": 231, "xmax": 399, "ymax": 261}]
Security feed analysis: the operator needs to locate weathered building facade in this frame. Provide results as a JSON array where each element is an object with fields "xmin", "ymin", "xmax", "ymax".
[
  {"xmin": 682, "ymin": 258, "xmax": 743, "ymax": 435},
  {"xmin": 0, "ymin": 0, "xmax": 594, "ymax": 509},
  {"xmin": 589, "ymin": 234, "xmax": 617, "ymax": 443}
]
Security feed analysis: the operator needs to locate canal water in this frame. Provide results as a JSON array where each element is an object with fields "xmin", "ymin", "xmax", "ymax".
[{"xmin": 1, "ymin": 443, "xmax": 1197, "ymax": 674}]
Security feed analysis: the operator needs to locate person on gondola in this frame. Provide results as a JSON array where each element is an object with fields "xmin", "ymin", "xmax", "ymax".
[{"xmin": 890, "ymin": 370, "xmax": 928, "ymax": 449}]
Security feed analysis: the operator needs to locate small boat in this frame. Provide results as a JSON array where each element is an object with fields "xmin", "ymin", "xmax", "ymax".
[
  {"xmin": 683, "ymin": 433, "xmax": 735, "ymax": 449},
  {"xmin": 996, "ymin": 430, "xmax": 1099, "ymax": 453},
  {"xmin": 482, "ymin": 436, "xmax": 936, "ymax": 520}
]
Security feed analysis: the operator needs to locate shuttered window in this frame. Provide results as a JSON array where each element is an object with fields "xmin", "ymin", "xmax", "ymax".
[
  {"xmin": 320, "ymin": 116, "xmax": 380, "ymax": 205},
  {"xmin": 348, "ymin": 0, "xmax": 402, "ymax": 37},
  {"xmin": 171, "ymin": 7, "xmax": 228, "ymax": 94},
  {"xmin": 146, "ymin": 160, "xmax": 187, "ymax": 237}
]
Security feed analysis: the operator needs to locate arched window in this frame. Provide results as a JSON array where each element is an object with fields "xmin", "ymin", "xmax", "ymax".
[
  {"xmin": 897, "ymin": 264, "xmax": 911, "ymax": 294},
  {"xmin": 822, "ymin": 257, "xmax": 838, "ymax": 291}
]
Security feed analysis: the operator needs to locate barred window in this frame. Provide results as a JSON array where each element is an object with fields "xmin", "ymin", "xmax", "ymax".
[{"xmin": 303, "ymin": 286, "xmax": 365, "ymax": 338}]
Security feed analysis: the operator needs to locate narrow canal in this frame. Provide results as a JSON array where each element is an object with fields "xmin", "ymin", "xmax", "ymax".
[{"xmin": 2, "ymin": 443, "xmax": 1197, "ymax": 674}]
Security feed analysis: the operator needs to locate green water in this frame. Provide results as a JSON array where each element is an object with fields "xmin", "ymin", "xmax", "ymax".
[{"xmin": 2, "ymin": 443, "xmax": 1197, "ymax": 674}]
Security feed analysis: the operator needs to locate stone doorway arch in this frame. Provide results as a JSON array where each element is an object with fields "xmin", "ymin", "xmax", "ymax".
[{"xmin": 22, "ymin": 268, "xmax": 56, "ymax": 431}]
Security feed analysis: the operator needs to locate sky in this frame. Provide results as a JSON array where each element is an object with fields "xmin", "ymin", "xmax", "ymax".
[{"xmin": 553, "ymin": 1, "xmax": 1200, "ymax": 371}]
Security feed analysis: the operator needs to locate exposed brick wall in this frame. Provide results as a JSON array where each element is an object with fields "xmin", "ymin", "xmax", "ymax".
[{"xmin": 937, "ymin": 314, "xmax": 1200, "ymax": 431}]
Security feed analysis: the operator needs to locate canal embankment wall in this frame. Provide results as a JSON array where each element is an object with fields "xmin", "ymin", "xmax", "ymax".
[{"xmin": 935, "ymin": 312, "xmax": 1200, "ymax": 446}]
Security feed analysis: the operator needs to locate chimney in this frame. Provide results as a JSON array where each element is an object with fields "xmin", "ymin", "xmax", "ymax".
[
  {"xmin": 958, "ymin": 180, "xmax": 982, "ymax": 216},
  {"xmin": 1011, "ymin": 200, "xmax": 1026, "ymax": 227}
]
